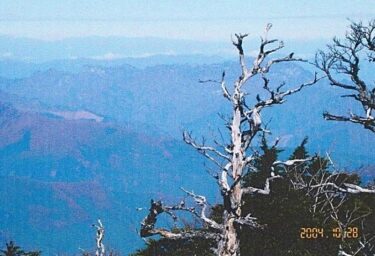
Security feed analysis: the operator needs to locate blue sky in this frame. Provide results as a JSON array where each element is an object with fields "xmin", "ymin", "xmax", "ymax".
[{"xmin": 0, "ymin": 0, "xmax": 374, "ymax": 41}]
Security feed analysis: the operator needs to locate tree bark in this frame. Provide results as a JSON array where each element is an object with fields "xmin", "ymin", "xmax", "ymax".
[{"xmin": 218, "ymin": 214, "xmax": 240, "ymax": 256}]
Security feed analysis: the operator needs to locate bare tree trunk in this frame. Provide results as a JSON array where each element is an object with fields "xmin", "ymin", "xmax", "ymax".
[
  {"xmin": 217, "ymin": 94, "xmax": 243, "ymax": 255},
  {"xmin": 93, "ymin": 219, "xmax": 105, "ymax": 256},
  {"xmin": 218, "ymin": 213, "xmax": 240, "ymax": 256}
]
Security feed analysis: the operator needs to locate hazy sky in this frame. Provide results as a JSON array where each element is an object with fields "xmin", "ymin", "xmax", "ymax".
[{"xmin": 0, "ymin": 0, "xmax": 374, "ymax": 41}]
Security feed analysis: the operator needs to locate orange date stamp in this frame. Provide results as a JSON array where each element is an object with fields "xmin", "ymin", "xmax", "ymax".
[{"xmin": 300, "ymin": 227, "xmax": 359, "ymax": 239}]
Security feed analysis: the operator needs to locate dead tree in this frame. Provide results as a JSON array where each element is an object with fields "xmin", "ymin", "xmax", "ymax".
[
  {"xmin": 316, "ymin": 20, "xmax": 375, "ymax": 133},
  {"xmin": 93, "ymin": 219, "xmax": 105, "ymax": 256},
  {"xmin": 139, "ymin": 24, "xmax": 325, "ymax": 256},
  {"xmin": 314, "ymin": 20, "xmax": 375, "ymax": 255}
]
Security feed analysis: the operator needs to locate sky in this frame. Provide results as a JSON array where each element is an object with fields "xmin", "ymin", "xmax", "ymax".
[{"xmin": 0, "ymin": 0, "xmax": 374, "ymax": 41}]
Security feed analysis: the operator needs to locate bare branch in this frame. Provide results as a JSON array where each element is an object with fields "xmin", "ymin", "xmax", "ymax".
[
  {"xmin": 234, "ymin": 213, "xmax": 263, "ymax": 228},
  {"xmin": 242, "ymin": 175, "xmax": 282, "ymax": 195},
  {"xmin": 140, "ymin": 199, "xmax": 221, "ymax": 241},
  {"xmin": 181, "ymin": 188, "xmax": 223, "ymax": 230},
  {"xmin": 247, "ymin": 72, "xmax": 323, "ymax": 114},
  {"xmin": 183, "ymin": 131, "xmax": 231, "ymax": 168},
  {"xmin": 221, "ymin": 71, "xmax": 232, "ymax": 100},
  {"xmin": 323, "ymin": 112, "xmax": 375, "ymax": 132},
  {"xmin": 273, "ymin": 157, "xmax": 314, "ymax": 167},
  {"xmin": 232, "ymin": 33, "xmax": 249, "ymax": 77}
]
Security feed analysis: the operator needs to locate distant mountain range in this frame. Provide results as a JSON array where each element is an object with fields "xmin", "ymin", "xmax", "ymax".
[
  {"xmin": 0, "ymin": 54, "xmax": 373, "ymax": 254},
  {"xmin": 0, "ymin": 59, "xmax": 373, "ymax": 165},
  {"xmin": 0, "ymin": 55, "xmax": 230, "ymax": 79},
  {"xmin": 0, "ymin": 35, "xmax": 230, "ymax": 62},
  {"xmin": 0, "ymin": 35, "xmax": 327, "ymax": 63}
]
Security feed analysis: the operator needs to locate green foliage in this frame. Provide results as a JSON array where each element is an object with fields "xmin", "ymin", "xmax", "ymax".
[
  {"xmin": 240, "ymin": 137, "xmax": 339, "ymax": 255},
  {"xmin": 0, "ymin": 241, "xmax": 24, "ymax": 256},
  {"xmin": 289, "ymin": 137, "xmax": 309, "ymax": 160},
  {"xmin": 0, "ymin": 241, "xmax": 41, "ymax": 256}
]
